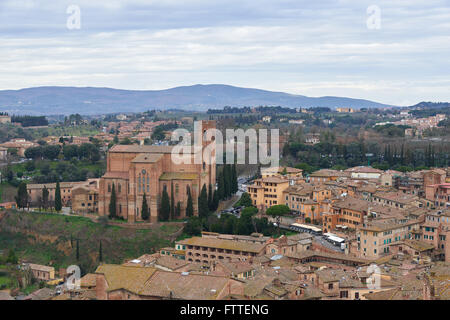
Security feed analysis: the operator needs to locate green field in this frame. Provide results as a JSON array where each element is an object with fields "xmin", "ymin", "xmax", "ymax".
[{"xmin": 0, "ymin": 210, "xmax": 183, "ymax": 274}]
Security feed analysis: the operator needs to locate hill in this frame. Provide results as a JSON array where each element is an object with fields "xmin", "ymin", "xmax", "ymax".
[
  {"xmin": 0, "ymin": 210, "xmax": 183, "ymax": 273},
  {"xmin": 0, "ymin": 84, "xmax": 395, "ymax": 115}
]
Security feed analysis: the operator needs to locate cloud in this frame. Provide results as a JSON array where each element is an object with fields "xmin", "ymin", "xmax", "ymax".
[{"xmin": 0, "ymin": 0, "xmax": 448, "ymax": 105}]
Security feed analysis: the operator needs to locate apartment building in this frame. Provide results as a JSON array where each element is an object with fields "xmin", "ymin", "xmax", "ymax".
[
  {"xmin": 425, "ymin": 183, "xmax": 450, "ymax": 208},
  {"xmin": 176, "ymin": 235, "xmax": 267, "ymax": 265},
  {"xmin": 413, "ymin": 210, "xmax": 450, "ymax": 262},
  {"xmin": 357, "ymin": 218, "xmax": 421, "ymax": 259},
  {"xmin": 283, "ymin": 184, "xmax": 334, "ymax": 223},
  {"xmin": 345, "ymin": 166, "xmax": 383, "ymax": 180},
  {"xmin": 371, "ymin": 191, "xmax": 421, "ymax": 209},
  {"xmin": 309, "ymin": 169, "xmax": 345, "ymax": 184},
  {"xmin": 248, "ymin": 176, "xmax": 290, "ymax": 212},
  {"xmin": 323, "ymin": 197, "xmax": 369, "ymax": 232}
]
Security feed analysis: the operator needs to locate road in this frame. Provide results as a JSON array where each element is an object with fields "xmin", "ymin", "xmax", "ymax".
[{"xmin": 276, "ymin": 217, "xmax": 343, "ymax": 252}]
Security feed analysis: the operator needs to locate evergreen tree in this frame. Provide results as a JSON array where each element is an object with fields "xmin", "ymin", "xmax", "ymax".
[
  {"xmin": 15, "ymin": 182, "xmax": 28, "ymax": 210},
  {"xmin": 400, "ymin": 144, "xmax": 405, "ymax": 165},
  {"xmin": 239, "ymin": 192, "xmax": 253, "ymax": 207},
  {"xmin": 170, "ymin": 182, "xmax": 175, "ymax": 220},
  {"xmin": 217, "ymin": 170, "xmax": 225, "ymax": 200},
  {"xmin": 186, "ymin": 187, "xmax": 194, "ymax": 217},
  {"xmin": 223, "ymin": 165, "xmax": 231, "ymax": 198},
  {"xmin": 42, "ymin": 186, "xmax": 49, "ymax": 210},
  {"xmin": 208, "ymin": 184, "xmax": 213, "ymax": 211},
  {"xmin": 141, "ymin": 193, "xmax": 150, "ymax": 221},
  {"xmin": 176, "ymin": 201, "xmax": 181, "ymax": 218},
  {"xmin": 212, "ymin": 189, "xmax": 220, "ymax": 211},
  {"xmin": 160, "ymin": 187, "xmax": 171, "ymax": 221},
  {"xmin": 108, "ymin": 183, "xmax": 117, "ymax": 219},
  {"xmin": 198, "ymin": 184, "xmax": 210, "ymax": 219},
  {"xmin": 231, "ymin": 163, "xmax": 238, "ymax": 194},
  {"xmin": 99, "ymin": 240, "xmax": 103, "ymax": 262},
  {"xmin": 6, "ymin": 249, "xmax": 18, "ymax": 264},
  {"xmin": 55, "ymin": 181, "xmax": 62, "ymax": 211}
]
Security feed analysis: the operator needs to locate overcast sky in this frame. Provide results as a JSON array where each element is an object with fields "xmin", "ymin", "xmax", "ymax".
[{"xmin": 0, "ymin": 0, "xmax": 449, "ymax": 106}]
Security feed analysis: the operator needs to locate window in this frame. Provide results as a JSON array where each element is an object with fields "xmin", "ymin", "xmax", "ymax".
[{"xmin": 328, "ymin": 283, "xmax": 333, "ymax": 289}]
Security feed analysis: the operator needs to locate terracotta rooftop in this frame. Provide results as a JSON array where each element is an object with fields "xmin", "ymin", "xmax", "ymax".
[
  {"xmin": 178, "ymin": 236, "xmax": 266, "ymax": 253},
  {"xmin": 131, "ymin": 153, "xmax": 164, "ymax": 163},
  {"xmin": 102, "ymin": 171, "xmax": 130, "ymax": 180},
  {"xmin": 345, "ymin": 166, "xmax": 383, "ymax": 174},
  {"xmin": 139, "ymin": 271, "xmax": 236, "ymax": 299},
  {"xmin": 109, "ymin": 145, "xmax": 176, "ymax": 154}
]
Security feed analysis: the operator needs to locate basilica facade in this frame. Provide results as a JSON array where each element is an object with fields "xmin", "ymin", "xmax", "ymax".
[{"xmin": 98, "ymin": 120, "xmax": 216, "ymax": 222}]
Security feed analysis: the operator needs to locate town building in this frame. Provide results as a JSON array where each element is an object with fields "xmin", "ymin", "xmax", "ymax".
[
  {"xmin": 0, "ymin": 138, "xmax": 38, "ymax": 157},
  {"xmin": 425, "ymin": 183, "xmax": 450, "ymax": 208},
  {"xmin": 305, "ymin": 133, "xmax": 320, "ymax": 145},
  {"xmin": 357, "ymin": 218, "xmax": 421, "ymax": 259},
  {"xmin": 27, "ymin": 179, "xmax": 99, "ymax": 207},
  {"xmin": 0, "ymin": 114, "xmax": 11, "ymax": 123},
  {"xmin": 177, "ymin": 235, "xmax": 267, "ymax": 265},
  {"xmin": 336, "ymin": 108, "xmax": 355, "ymax": 113},
  {"xmin": 247, "ymin": 176, "xmax": 290, "ymax": 212},
  {"xmin": 25, "ymin": 263, "xmax": 56, "ymax": 281},
  {"xmin": 308, "ymin": 169, "xmax": 345, "ymax": 184},
  {"xmin": 95, "ymin": 264, "xmax": 245, "ymax": 300},
  {"xmin": 371, "ymin": 191, "xmax": 421, "ymax": 209},
  {"xmin": 345, "ymin": 166, "xmax": 383, "ymax": 180},
  {"xmin": 413, "ymin": 210, "xmax": 450, "ymax": 262}
]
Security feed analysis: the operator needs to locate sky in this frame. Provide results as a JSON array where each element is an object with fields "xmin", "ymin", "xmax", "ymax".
[{"xmin": 0, "ymin": 0, "xmax": 449, "ymax": 106}]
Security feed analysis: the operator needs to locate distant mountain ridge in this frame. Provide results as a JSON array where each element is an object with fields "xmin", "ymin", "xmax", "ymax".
[
  {"xmin": 409, "ymin": 102, "xmax": 450, "ymax": 109},
  {"xmin": 0, "ymin": 84, "xmax": 395, "ymax": 115}
]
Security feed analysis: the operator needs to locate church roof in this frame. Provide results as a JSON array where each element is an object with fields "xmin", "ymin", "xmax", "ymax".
[
  {"xmin": 131, "ymin": 153, "xmax": 164, "ymax": 163},
  {"xmin": 109, "ymin": 145, "xmax": 176, "ymax": 154}
]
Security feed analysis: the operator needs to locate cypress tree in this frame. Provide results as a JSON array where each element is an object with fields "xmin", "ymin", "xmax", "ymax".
[
  {"xmin": 42, "ymin": 186, "xmax": 49, "ymax": 210},
  {"xmin": 15, "ymin": 182, "xmax": 28, "ymax": 210},
  {"xmin": 55, "ymin": 181, "xmax": 62, "ymax": 212},
  {"xmin": 160, "ymin": 187, "xmax": 171, "ymax": 221},
  {"xmin": 176, "ymin": 201, "xmax": 181, "ymax": 218},
  {"xmin": 186, "ymin": 187, "xmax": 194, "ymax": 217},
  {"xmin": 108, "ymin": 183, "xmax": 117, "ymax": 219},
  {"xmin": 223, "ymin": 165, "xmax": 230, "ymax": 198},
  {"xmin": 141, "ymin": 193, "xmax": 150, "ymax": 221},
  {"xmin": 170, "ymin": 182, "xmax": 175, "ymax": 220},
  {"xmin": 208, "ymin": 184, "xmax": 213, "ymax": 211},
  {"xmin": 99, "ymin": 240, "xmax": 103, "ymax": 262},
  {"xmin": 232, "ymin": 163, "xmax": 238, "ymax": 194},
  {"xmin": 212, "ymin": 189, "xmax": 220, "ymax": 211},
  {"xmin": 198, "ymin": 184, "xmax": 209, "ymax": 219},
  {"xmin": 217, "ymin": 170, "xmax": 225, "ymax": 200}
]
